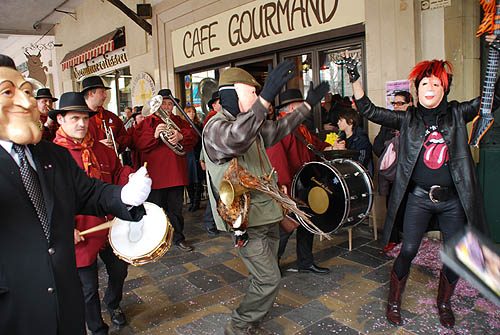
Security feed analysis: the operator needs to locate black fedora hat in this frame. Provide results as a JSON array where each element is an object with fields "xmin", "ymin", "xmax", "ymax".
[
  {"xmin": 158, "ymin": 89, "xmax": 180, "ymax": 103},
  {"xmin": 81, "ymin": 76, "xmax": 111, "ymax": 93},
  {"xmin": 207, "ymin": 91, "xmax": 220, "ymax": 109},
  {"xmin": 35, "ymin": 88, "xmax": 58, "ymax": 102},
  {"xmin": 277, "ymin": 89, "xmax": 304, "ymax": 109},
  {"xmin": 49, "ymin": 92, "xmax": 96, "ymax": 121}
]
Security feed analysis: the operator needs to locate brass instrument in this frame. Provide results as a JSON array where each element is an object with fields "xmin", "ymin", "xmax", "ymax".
[
  {"xmin": 103, "ymin": 119, "xmax": 119, "ymax": 157},
  {"xmin": 148, "ymin": 95, "xmax": 185, "ymax": 156}
]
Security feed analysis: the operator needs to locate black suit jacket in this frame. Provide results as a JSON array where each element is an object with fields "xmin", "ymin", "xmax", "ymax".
[{"xmin": 0, "ymin": 140, "xmax": 137, "ymax": 334}]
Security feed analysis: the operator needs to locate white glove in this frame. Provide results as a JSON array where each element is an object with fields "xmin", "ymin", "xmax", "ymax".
[{"xmin": 121, "ymin": 166, "xmax": 152, "ymax": 206}]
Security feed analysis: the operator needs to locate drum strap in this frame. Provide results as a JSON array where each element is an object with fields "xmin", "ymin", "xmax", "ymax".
[{"xmin": 293, "ymin": 131, "xmax": 327, "ymax": 161}]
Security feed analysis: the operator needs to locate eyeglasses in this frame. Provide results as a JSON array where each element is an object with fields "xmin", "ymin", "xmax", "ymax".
[{"xmin": 391, "ymin": 101, "xmax": 407, "ymax": 107}]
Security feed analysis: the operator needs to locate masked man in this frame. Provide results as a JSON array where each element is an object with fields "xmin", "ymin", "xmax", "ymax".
[
  {"xmin": 51, "ymin": 92, "xmax": 136, "ymax": 334},
  {"xmin": 35, "ymin": 88, "xmax": 58, "ymax": 141},
  {"xmin": 0, "ymin": 55, "xmax": 151, "ymax": 335},
  {"xmin": 346, "ymin": 50, "xmax": 497, "ymax": 328},
  {"xmin": 202, "ymin": 61, "xmax": 329, "ymax": 335}
]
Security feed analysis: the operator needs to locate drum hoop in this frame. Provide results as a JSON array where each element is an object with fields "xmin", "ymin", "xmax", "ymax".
[
  {"xmin": 291, "ymin": 161, "xmax": 350, "ymax": 235},
  {"xmin": 109, "ymin": 203, "xmax": 173, "ymax": 265},
  {"xmin": 332, "ymin": 158, "xmax": 374, "ymax": 226}
]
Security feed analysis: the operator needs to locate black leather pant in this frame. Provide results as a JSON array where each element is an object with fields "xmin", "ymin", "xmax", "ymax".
[
  {"xmin": 278, "ymin": 225, "xmax": 314, "ymax": 268},
  {"xmin": 393, "ymin": 192, "xmax": 465, "ymax": 283}
]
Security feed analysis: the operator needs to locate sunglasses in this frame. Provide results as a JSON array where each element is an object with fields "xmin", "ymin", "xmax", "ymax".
[{"xmin": 391, "ymin": 101, "xmax": 407, "ymax": 107}]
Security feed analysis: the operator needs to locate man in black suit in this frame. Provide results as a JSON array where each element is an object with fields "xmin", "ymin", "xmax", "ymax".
[{"xmin": 0, "ymin": 57, "xmax": 152, "ymax": 335}]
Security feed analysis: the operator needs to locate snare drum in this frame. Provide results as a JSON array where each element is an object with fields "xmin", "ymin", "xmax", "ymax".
[
  {"xmin": 291, "ymin": 159, "xmax": 374, "ymax": 235},
  {"xmin": 109, "ymin": 202, "xmax": 174, "ymax": 266}
]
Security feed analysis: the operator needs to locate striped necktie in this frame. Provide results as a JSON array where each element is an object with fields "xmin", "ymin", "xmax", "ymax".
[{"xmin": 13, "ymin": 144, "xmax": 50, "ymax": 240}]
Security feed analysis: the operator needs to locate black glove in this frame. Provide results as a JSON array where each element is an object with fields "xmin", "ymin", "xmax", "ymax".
[
  {"xmin": 234, "ymin": 229, "xmax": 249, "ymax": 248},
  {"xmin": 260, "ymin": 60, "xmax": 296, "ymax": 103},
  {"xmin": 305, "ymin": 81, "xmax": 330, "ymax": 108},
  {"xmin": 343, "ymin": 55, "xmax": 360, "ymax": 83}
]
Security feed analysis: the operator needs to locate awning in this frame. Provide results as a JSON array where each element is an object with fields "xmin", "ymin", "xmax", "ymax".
[{"xmin": 60, "ymin": 28, "xmax": 123, "ymax": 71}]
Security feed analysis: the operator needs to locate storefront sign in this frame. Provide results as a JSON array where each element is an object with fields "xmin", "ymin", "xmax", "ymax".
[
  {"xmin": 131, "ymin": 72, "xmax": 155, "ymax": 107},
  {"xmin": 172, "ymin": 0, "xmax": 364, "ymax": 68},
  {"xmin": 73, "ymin": 47, "xmax": 129, "ymax": 80},
  {"xmin": 421, "ymin": 0, "xmax": 451, "ymax": 11}
]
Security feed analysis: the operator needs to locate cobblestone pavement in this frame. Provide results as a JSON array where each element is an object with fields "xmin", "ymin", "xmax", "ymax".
[{"xmin": 95, "ymin": 201, "xmax": 500, "ymax": 335}]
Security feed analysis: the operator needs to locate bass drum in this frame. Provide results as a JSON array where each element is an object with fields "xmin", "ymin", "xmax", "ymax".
[
  {"xmin": 109, "ymin": 202, "xmax": 174, "ymax": 266},
  {"xmin": 291, "ymin": 159, "xmax": 374, "ymax": 235}
]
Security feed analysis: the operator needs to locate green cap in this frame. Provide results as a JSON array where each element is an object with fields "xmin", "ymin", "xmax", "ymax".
[{"xmin": 219, "ymin": 68, "xmax": 261, "ymax": 88}]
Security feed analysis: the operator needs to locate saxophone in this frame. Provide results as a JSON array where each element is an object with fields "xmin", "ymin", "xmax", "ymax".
[{"xmin": 148, "ymin": 95, "xmax": 185, "ymax": 156}]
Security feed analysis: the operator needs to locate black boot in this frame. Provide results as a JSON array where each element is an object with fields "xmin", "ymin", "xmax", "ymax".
[
  {"xmin": 186, "ymin": 184, "xmax": 194, "ymax": 211},
  {"xmin": 386, "ymin": 268, "xmax": 408, "ymax": 326},
  {"xmin": 190, "ymin": 182, "xmax": 201, "ymax": 212},
  {"xmin": 437, "ymin": 271, "xmax": 458, "ymax": 328}
]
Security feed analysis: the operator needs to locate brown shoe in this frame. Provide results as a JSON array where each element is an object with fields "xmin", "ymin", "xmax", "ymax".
[
  {"xmin": 176, "ymin": 241, "xmax": 193, "ymax": 252},
  {"xmin": 386, "ymin": 268, "xmax": 408, "ymax": 326},
  {"xmin": 437, "ymin": 271, "xmax": 457, "ymax": 328}
]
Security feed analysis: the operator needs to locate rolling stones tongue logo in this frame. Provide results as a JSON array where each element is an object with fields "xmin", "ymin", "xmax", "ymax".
[{"xmin": 423, "ymin": 128, "xmax": 448, "ymax": 169}]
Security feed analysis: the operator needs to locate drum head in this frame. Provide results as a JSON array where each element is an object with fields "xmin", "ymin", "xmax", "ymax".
[
  {"xmin": 291, "ymin": 162, "xmax": 348, "ymax": 234},
  {"xmin": 109, "ymin": 202, "xmax": 171, "ymax": 264}
]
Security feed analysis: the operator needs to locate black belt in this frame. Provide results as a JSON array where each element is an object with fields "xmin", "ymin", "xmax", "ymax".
[{"xmin": 410, "ymin": 184, "xmax": 456, "ymax": 203}]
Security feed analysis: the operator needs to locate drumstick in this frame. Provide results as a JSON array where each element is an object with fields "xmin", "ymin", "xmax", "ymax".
[{"xmin": 79, "ymin": 221, "xmax": 114, "ymax": 236}]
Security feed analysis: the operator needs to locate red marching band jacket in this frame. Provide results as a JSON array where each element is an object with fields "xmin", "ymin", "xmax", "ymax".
[
  {"xmin": 132, "ymin": 113, "xmax": 198, "ymax": 189},
  {"xmin": 62, "ymin": 141, "xmax": 134, "ymax": 268},
  {"xmin": 88, "ymin": 108, "xmax": 132, "ymax": 154}
]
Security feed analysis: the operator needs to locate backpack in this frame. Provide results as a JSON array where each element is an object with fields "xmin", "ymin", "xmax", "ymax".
[{"xmin": 377, "ymin": 135, "xmax": 399, "ymax": 196}]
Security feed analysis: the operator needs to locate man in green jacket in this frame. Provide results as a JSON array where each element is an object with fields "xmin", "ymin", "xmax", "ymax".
[{"xmin": 202, "ymin": 61, "xmax": 328, "ymax": 335}]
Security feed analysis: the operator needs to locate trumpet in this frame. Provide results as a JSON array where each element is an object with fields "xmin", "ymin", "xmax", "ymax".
[
  {"xmin": 148, "ymin": 95, "xmax": 185, "ymax": 156},
  {"xmin": 103, "ymin": 120, "xmax": 119, "ymax": 157}
]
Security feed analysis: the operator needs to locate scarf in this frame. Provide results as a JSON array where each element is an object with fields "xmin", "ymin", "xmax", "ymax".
[
  {"xmin": 54, "ymin": 127, "xmax": 102, "ymax": 179},
  {"xmin": 94, "ymin": 106, "xmax": 106, "ymax": 130},
  {"xmin": 220, "ymin": 86, "xmax": 240, "ymax": 117},
  {"xmin": 279, "ymin": 111, "xmax": 313, "ymax": 144}
]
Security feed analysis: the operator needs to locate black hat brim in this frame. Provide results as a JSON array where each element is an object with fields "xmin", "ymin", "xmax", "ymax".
[
  {"xmin": 81, "ymin": 84, "xmax": 111, "ymax": 93},
  {"xmin": 35, "ymin": 96, "xmax": 58, "ymax": 102},
  {"xmin": 276, "ymin": 97, "xmax": 304, "ymax": 110},
  {"xmin": 48, "ymin": 106, "xmax": 97, "ymax": 122}
]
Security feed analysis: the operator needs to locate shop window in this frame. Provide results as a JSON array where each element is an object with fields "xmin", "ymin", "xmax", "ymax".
[
  {"xmin": 319, "ymin": 46, "xmax": 363, "ymax": 99},
  {"xmin": 101, "ymin": 67, "xmax": 132, "ymax": 117},
  {"xmin": 184, "ymin": 70, "xmax": 217, "ymax": 118},
  {"xmin": 284, "ymin": 54, "xmax": 313, "ymax": 100}
]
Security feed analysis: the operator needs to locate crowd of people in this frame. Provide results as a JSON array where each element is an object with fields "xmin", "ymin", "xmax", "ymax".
[{"xmin": 0, "ymin": 41, "xmax": 495, "ymax": 334}]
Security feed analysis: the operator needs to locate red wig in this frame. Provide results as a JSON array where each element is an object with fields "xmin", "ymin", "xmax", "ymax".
[{"xmin": 408, "ymin": 60, "xmax": 453, "ymax": 95}]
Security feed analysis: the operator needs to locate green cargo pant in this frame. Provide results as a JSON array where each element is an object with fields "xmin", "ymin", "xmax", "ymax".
[{"xmin": 232, "ymin": 222, "xmax": 281, "ymax": 328}]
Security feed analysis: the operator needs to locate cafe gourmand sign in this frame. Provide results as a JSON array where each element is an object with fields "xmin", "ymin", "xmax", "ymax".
[
  {"xmin": 73, "ymin": 47, "xmax": 129, "ymax": 81},
  {"xmin": 172, "ymin": 0, "xmax": 364, "ymax": 68}
]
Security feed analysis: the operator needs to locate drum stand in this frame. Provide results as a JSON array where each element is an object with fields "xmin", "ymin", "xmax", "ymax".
[{"xmin": 319, "ymin": 217, "xmax": 377, "ymax": 251}]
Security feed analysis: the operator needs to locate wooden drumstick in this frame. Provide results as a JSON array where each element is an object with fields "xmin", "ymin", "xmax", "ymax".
[{"xmin": 79, "ymin": 221, "xmax": 114, "ymax": 236}]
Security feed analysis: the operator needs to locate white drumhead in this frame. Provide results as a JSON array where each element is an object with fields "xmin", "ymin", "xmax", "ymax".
[{"xmin": 109, "ymin": 202, "xmax": 168, "ymax": 260}]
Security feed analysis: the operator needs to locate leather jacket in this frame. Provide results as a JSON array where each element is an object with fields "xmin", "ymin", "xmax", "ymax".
[{"xmin": 354, "ymin": 94, "xmax": 491, "ymax": 244}]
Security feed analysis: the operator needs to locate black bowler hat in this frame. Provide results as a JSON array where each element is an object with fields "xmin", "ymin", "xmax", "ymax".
[
  {"xmin": 35, "ymin": 88, "xmax": 58, "ymax": 102},
  {"xmin": 207, "ymin": 91, "xmax": 220, "ymax": 110},
  {"xmin": 49, "ymin": 92, "xmax": 97, "ymax": 121},
  {"xmin": 276, "ymin": 89, "xmax": 304, "ymax": 109},
  {"xmin": 81, "ymin": 76, "xmax": 111, "ymax": 93},
  {"xmin": 157, "ymin": 89, "xmax": 180, "ymax": 103}
]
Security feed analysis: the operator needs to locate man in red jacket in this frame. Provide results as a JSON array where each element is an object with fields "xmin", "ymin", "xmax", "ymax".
[
  {"xmin": 50, "ymin": 92, "xmax": 137, "ymax": 335},
  {"xmin": 132, "ymin": 89, "xmax": 198, "ymax": 251},
  {"xmin": 35, "ymin": 88, "xmax": 59, "ymax": 141},
  {"xmin": 82, "ymin": 76, "xmax": 131, "ymax": 154},
  {"xmin": 266, "ymin": 89, "xmax": 331, "ymax": 274}
]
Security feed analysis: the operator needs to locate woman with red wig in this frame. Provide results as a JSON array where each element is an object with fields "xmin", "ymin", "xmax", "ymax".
[{"xmin": 344, "ymin": 51, "xmax": 497, "ymax": 329}]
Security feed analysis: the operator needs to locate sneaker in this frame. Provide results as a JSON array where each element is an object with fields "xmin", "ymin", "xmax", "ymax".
[{"xmin": 108, "ymin": 306, "xmax": 126, "ymax": 326}]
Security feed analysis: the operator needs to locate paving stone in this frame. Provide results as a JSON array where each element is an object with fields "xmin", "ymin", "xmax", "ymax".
[{"xmin": 284, "ymin": 300, "xmax": 332, "ymax": 328}]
